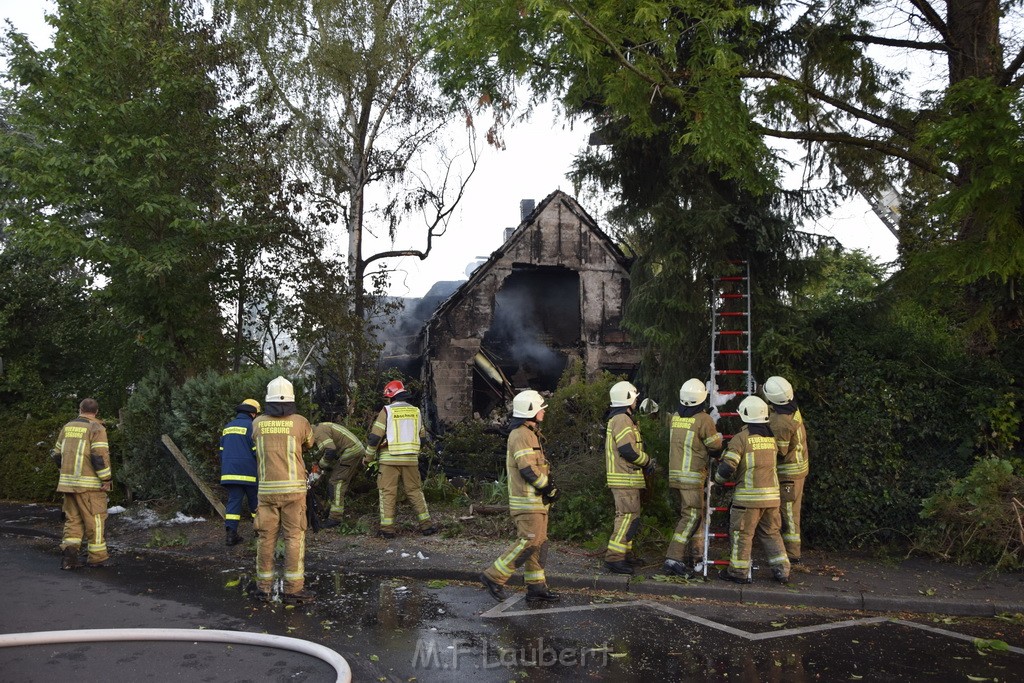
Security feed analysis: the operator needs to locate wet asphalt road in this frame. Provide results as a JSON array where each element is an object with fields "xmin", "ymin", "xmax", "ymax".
[{"xmin": 1, "ymin": 532, "xmax": 1022, "ymax": 682}]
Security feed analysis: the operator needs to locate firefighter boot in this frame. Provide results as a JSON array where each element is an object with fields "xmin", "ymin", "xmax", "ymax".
[
  {"xmin": 321, "ymin": 518, "xmax": 342, "ymax": 529},
  {"xmin": 480, "ymin": 573, "xmax": 507, "ymax": 602},
  {"xmin": 662, "ymin": 559, "xmax": 694, "ymax": 578},
  {"xmin": 604, "ymin": 560, "xmax": 634, "ymax": 575},
  {"xmin": 225, "ymin": 528, "xmax": 243, "ymax": 546},
  {"xmin": 60, "ymin": 546, "xmax": 81, "ymax": 571},
  {"xmin": 525, "ymin": 584, "xmax": 561, "ymax": 603},
  {"xmin": 718, "ymin": 569, "xmax": 753, "ymax": 584},
  {"xmin": 283, "ymin": 589, "xmax": 315, "ymax": 605}
]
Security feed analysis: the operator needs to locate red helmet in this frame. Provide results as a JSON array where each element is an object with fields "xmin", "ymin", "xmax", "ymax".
[{"xmin": 383, "ymin": 380, "xmax": 405, "ymax": 398}]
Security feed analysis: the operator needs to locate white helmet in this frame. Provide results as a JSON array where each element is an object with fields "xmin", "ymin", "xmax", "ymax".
[
  {"xmin": 679, "ymin": 378, "xmax": 708, "ymax": 406},
  {"xmin": 762, "ymin": 376, "xmax": 794, "ymax": 405},
  {"xmin": 512, "ymin": 390, "xmax": 547, "ymax": 418},
  {"xmin": 266, "ymin": 376, "xmax": 295, "ymax": 403},
  {"xmin": 738, "ymin": 395, "xmax": 770, "ymax": 423},
  {"xmin": 609, "ymin": 381, "xmax": 639, "ymax": 408}
]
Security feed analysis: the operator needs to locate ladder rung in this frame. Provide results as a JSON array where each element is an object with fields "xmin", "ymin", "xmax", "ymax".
[
  {"xmin": 714, "ymin": 350, "xmax": 747, "ymax": 356},
  {"xmin": 722, "ymin": 434, "xmax": 733, "ymax": 439},
  {"xmin": 710, "ymin": 506, "xmax": 730, "ymax": 512},
  {"xmin": 708, "ymin": 533, "xmax": 729, "ymax": 539},
  {"xmin": 715, "ymin": 330, "xmax": 746, "ymax": 336},
  {"xmin": 716, "ymin": 390, "xmax": 746, "ymax": 395},
  {"xmin": 715, "ymin": 369, "xmax": 747, "ymax": 374},
  {"xmin": 719, "ymin": 293, "xmax": 747, "ymax": 299},
  {"xmin": 708, "ymin": 560, "xmax": 731, "ymax": 566},
  {"xmin": 719, "ymin": 411, "xmax": 739, "ymax": 417},
  {"xmin": 717, "ymin": 312, "xmax": 748, "ymax": 317},
  {"xmin": 717, "ymin": 276, "xmax": 747, "ymax": 282},
  {"xmin": 728, "ymin": 259, "xmax": 747, "ymax": 265}
]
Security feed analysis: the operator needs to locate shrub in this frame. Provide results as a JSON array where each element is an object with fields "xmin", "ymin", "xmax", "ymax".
[
  {"xmin": 917, "ymin": 458, "xmax": 1024, "ymax": 570},
  {"xmin": 0, "ymin": 412, "xmax": 67, "ymax": 502}
]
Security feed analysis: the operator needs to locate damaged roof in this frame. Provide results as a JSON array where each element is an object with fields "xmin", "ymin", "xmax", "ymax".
[{"xmin": 423, "ymin": 189, "xmax": 633, "ymax": 329}]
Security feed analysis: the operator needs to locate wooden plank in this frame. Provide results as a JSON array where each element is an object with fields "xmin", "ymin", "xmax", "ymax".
[{"xmin": 161, "ymin": 434, "xmax": 226, "ymax": 520}]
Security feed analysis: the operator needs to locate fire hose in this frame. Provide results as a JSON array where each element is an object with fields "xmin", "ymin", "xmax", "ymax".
[{"xmin": 0, "ymin": 628, "xmax": 351, "ymax": 683}]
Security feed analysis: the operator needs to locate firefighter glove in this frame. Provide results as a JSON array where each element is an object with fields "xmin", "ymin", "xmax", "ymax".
[
  {"xmin": 643, "ymin": 461, "xmax": 658, "ymax": 476},
  {"xmin": 365, "ymin": 459, "xmax": 380, "ymax": 477},
  {"xmin": 538, "ymin": 483, "xmax": 561, "ymax": 505},
  {"xmin": 50, "ymin": 449, "xmax": 62, "ymax": 467}
]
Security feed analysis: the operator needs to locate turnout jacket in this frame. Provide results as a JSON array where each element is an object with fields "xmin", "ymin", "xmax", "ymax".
[
  {"xmin": 715, "ymin": 427, "xmax": 780, "ymax": 508},
  {"xmin": 54, "ymin": 415, "xmax": 111, "ymax": 493},
  {"xmin": 252, "ymin": 413, "xmax": 314, "ymax": 497},
  {"xmin": 219, "ymin": 412, "xmax": 257, "ymax": 485},
  {"xmin": 313, "ymin": 422, "xmax": 366, "ymax": 467},
  {"xmin": 367, "ymin": 402, "xmax": 426, "ymax": 466},
  {"xmin": 769, "ymin": 409, "xmax": 810, "ymax": 481},
  {"xmin": 506, "ymin": 422, "xmax": 550, "ymax": 514},
  {"xmin": 604, "ymin": 409, "xmax": 650, "ymax": 489},
  {"xmin": 668, "ymin": 409, "xmax": 723, "ymax": 490}
]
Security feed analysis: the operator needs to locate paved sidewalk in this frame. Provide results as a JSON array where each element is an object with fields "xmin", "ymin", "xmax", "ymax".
[{"xmin": 3, "ymin": 502, "xmax": 1022, "ymax": 616}]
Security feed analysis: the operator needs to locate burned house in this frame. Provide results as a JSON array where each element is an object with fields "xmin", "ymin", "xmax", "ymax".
[{"xmin": 420, "ymin": 190, "xmax": 641, "ymax": 427}]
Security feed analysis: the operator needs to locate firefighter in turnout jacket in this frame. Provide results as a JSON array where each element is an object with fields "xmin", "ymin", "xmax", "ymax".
[
  {"xmin": 220, "ymin": 398, "xmax": 260, "ymax": 547},
  {"xmin": 363, "ymin": 380, "xmax": 437, "ymax": 539},
  {"xmin": 313, "ymin": 421, "xmax": 367, "ymax": 527},
  {"xmin": 52, "ymin": 398, "xmax": 112, "ymax": 569},
  {"xmin": 480, "ymin": 390, "xmax": 560, "ymax": 603},
  {"xmin": 604, "ymin": 381, "xmax": 655, "ymax": 575},
  {"xmin": 763, "ymin": 376, "xmax": 810, "ymax": 563},
  {"xmin": 251, "ymin": 376, "xmax": 315, "ymax": 604},
  {"xmin": 663, "ymin": 379, "xmax": 723, "ymax": 578},
  {"xmin": 715, "ymin": 395, "xmax": 790, "ymax": 584}
]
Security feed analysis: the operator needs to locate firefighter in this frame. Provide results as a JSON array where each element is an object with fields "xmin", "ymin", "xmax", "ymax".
[
  {"xmin": 480, "ymin": 390, "xmax": 560, "ymax": 603},
  {"xmin": 51, "ymin": 398, "xmax": 112, "ymax": 570},
  {"xmin": 763, "ymin": 375, "xmax": 810, "ymax": 564},
  {"xmin": 663, "ymin": 378, "xmax": 723, "ymax": 578},
  {"xmin": 251, "ymin": 376, "xmax": 315, "ymax": 604},
  {"xmin": 604, "ymin": 380, "xmax": 655, "ymax": 575},
  {"xmin": 714, "ymin": 395, "xmax": 790, "ymax": 584},
  {"xmin": 363, "ymin": 380, "xmax": 438, "ymax": 539},
  {"xmin": 313, "ymin": 421, "xmax": 367, "ymax": 527},
  {"xmin": 220, "ymin": 398, "xmax": 261, "ymax": 547}
]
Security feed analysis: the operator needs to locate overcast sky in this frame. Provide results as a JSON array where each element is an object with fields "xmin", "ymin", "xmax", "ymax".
[{"xmin": 2, "ymin": 0, "xmax": 897, "ymax": 298}]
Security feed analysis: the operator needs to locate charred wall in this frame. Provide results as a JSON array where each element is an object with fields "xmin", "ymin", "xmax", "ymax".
[{"xmin": 422, "ymin": 191, "xmax": 641, "ymax": 427}]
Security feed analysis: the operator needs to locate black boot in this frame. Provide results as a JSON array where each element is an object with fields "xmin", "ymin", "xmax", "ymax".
[
  {"xmin": 604, "ymin": 560, "xmax": 634, "ymax": 575},
  {"xmin": 480, "ymin": 572, "xmax": 507, "ymax": 601},
  {"xmin": 283, "ymin": 588, "xmax": 315, "ymax": 605},
  {"xmin": 661, "ymin": 559, "xmax": 694, "ymax": 578},
  {"xmin": 225, "ymin": 528, "xmax": 242, "ymax": 546},
  {"xmin": 718, "ymin": 568, "xmax": 752, "ymax": 584},
  {"xmin": 526, "ymin": 584, "xmax": 560, "ymax": 603},
  {"xmin": 321, "ymin": 518, "xmax": 341, "ymax": 529},
  {"xmin": 60, "ymin": 546, "xmax": 81, "ymax": 571}
]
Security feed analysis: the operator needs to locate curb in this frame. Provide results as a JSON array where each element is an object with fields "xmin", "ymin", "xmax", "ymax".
[{"xmin": 4, "ymin": 524, "xmax": 1022, "ymax": 617}]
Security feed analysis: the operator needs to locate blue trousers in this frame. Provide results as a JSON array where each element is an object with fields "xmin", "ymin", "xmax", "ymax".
[{"xmin": 225, "ymin": 484, "xmax": 258, "ymax": 531}]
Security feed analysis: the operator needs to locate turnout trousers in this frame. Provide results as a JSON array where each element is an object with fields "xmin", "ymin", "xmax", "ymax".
[
  {"xmin": 726, "ymin": 505, "xmax": 790, "ymax": 581},
  {"xmin": 377, "ymin": 464, "xmax": 431, "ymax": 531},
  {"xmin": 61, "ymin": 491, "xmax": 109, "ymax": 564},
  {"xmin": 328, "ymin": 458, "xmax": 361, "ymax": 519},
  {"xmin": 780, "ymin": 478, "xmax": 805, "ymax": 561},
  {"xmin": 224, "ymin": 484, "xmax": 258, "ymax": 532},
  {"xmin": 484, "ymin": 512, "xmax": 549, "ymax": 586},
  {"xmin": 666, "ymin": 488, "xmax": 705, "ymax": 564},
  {"xmin": 255, "ymin": 492, "xmax": 307, "ymax": 594},
  {"xmin": 605, "ymin": 488, "xmax": 642, "ymax": 563}
]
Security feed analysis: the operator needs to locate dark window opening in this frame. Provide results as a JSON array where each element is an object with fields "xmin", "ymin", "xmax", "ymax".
[{"xmin": 480, "ymin": 266, "xmax": 580, "ymax": 398}]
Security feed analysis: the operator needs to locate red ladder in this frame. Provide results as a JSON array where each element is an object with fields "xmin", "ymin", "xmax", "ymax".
[{"xmin": 698, "ymin": 260, "xmax": 753, "ymax": 578}]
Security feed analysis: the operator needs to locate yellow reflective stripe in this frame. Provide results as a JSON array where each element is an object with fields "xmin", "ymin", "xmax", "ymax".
[
  {"xmin": 379, "ymin": 454, "xmax": 418, "ymax": 464},
  {"xmin": 723, "ymin": 451, "xmax": 740, "ymax": 464},
  {"xmin": 94, "ymin": 468, "xmax": 111, "ymax": 479},
  {"xmin": 524, "ymin": 570, "xmax": 545, "ymax": 583},
  {"xmin": 703, "ymin": 434, "xmax": 720, "ymax": 446},
  {"xmin": 417, "ymin": 512, "xmax": 431, "ymax": 521},
  {"xmin": 222, "ymin": 427, "xmax": 248, "ymax": 436},
  {"xmin": 91, "ymin": 442, "xmax": 108, "ymax": 449},
  {"xmin": 258, "ymin": 481, "xmax": 306, "ymax": 495},
  {"xmin": 669, "ymin": 471, "xmax": 704, "ymax": 484},
  {"xmin": 225, "ymin": 514, "xmax": 241, "ymax": 521},
  {"xmin": 613, "ymin": 426, "xmax": 632, "ymax": 443},
  {"xmin": 512, "ymin": 448, "xmax": 534, "ymax": 460},
  {"xmin": 58, "ymin": 474, "xmax": 103, "ymax": 489},
  {"xmin": 221, "ymin": 474, "xmax": 257, "ymax": 483}
]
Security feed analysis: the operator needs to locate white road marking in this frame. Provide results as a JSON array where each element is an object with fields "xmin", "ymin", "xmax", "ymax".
[{"xmin": 481, "ymin": 596, "xmax": 1024, "ymax": 653}]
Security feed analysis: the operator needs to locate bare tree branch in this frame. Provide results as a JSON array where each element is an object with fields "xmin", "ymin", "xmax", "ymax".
[
  {"xmin": 841, "ymin": 33, "xmax": 949, "ymax": 52},
  {"xmin": 907, "ymin": 0, "xmax": 953, "ymax": 46}
]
